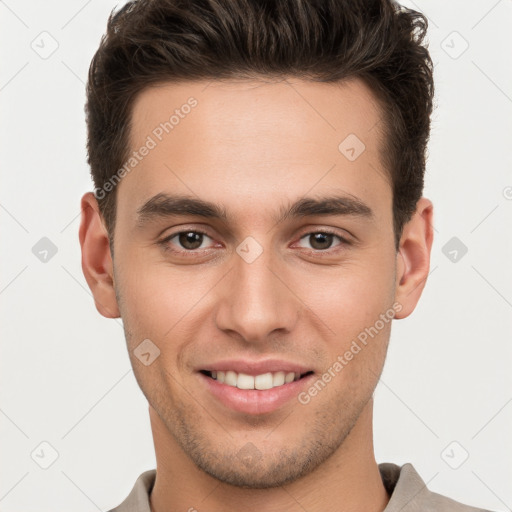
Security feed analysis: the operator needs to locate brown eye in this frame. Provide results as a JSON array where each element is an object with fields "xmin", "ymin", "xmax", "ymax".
[
  {"xmin": 177, "ymin": 231, "xmax": 205, "ymax": 250},
  {"xmin": 160, "ymin": 230, "xmax": 214, "ymax": 253},
  {"xmin": 310, "ymin": 233, "xmax": 334, "ymax": 250},
  {"xmin": 297, "ymin": 231, "xmax": 345, "ymax": 251}
]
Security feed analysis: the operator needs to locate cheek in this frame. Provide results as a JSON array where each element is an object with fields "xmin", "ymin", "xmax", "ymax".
[
  {"xmin": 115, "ymin": 251, "xmax": 215, "ymax": 343},
  {"xmin": 291, "ymin": 253, "xmax": 396, "ymax": 333}
]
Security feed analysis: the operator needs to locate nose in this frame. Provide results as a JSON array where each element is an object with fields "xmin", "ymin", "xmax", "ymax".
[{"xmin": 214, "ymin": 243, "xmax": 300, "ymax": 344}]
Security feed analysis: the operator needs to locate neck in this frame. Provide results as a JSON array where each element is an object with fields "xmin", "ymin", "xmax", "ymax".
[{"xmin": 149, "ymin": 399, "xmax": 389, "ymax": 512}]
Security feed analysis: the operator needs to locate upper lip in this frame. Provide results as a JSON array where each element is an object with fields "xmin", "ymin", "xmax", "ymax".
[{"xmin": 198, "ymin": 359, "xmax": 314, "ymax": 376}]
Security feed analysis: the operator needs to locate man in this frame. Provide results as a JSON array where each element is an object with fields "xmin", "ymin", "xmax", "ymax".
[{"xmin": 79, "ymin": 0, "xmax": 493, "ymax": 510}]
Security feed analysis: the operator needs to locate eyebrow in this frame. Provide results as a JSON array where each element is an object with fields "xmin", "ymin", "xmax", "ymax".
[{"xmin": 136, "ymin": 192, "xmax": 374, "ymax": 227}]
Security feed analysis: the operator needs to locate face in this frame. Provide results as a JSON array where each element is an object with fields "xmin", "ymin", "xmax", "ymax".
[{"xmin": 81, "ymin": 77, "xmax": 432, "ymax": 488}]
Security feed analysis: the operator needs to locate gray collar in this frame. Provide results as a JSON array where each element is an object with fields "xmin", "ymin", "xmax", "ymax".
[{"xmin": 108, "ymin": 462, "xmax": 491, "ymax": 512}]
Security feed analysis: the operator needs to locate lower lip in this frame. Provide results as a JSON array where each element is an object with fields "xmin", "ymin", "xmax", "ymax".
[{"xmin": 198, "ymin": 372, "xmax": 315, "ymax": 415}]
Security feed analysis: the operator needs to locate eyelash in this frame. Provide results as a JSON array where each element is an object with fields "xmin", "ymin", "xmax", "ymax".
[{"xmin": 158, "ymin": 228, "xmax": 351, "ymax": 257}]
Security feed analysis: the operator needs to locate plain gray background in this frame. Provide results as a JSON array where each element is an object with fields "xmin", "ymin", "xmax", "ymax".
[{"xmin": 1, "ymin": 1, "xmax": 511, "ymax": 510}]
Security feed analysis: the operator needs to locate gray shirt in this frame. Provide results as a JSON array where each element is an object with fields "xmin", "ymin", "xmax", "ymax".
[{"xmin": 107, "ymin": 462, "xmax": 493, "ymax": 512}]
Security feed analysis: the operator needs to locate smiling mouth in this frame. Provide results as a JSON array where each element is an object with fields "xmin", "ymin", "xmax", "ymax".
[{"xmin": 200, "ymin": 370, "xmax": 314, "ymax": 390}]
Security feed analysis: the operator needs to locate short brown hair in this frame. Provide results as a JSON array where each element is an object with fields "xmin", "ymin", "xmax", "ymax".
[{"xmin": 85, "ymin": 0, "xmax": 434, "ymax": 248}]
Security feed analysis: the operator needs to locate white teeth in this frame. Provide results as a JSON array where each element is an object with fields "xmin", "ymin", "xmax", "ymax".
[
  {"xmin": 208, "ymin": 370, "xmax": 305, "ymax": 389},
  {"xmin": 285, "ymin": 372, "xmax": 295, "ymax": 383},
  {"xmin": 225, "ymin": 370, "xmax": 237, "ymax": 386},
  {"xmin": 255, "ymin": 373, "xmax": 273, "ymax": 390},
  {"xmin": 272, "ymin": 371, "xmax": 285, "ymax": 386},
  {"xmin": 237, "ymin": 373, "xmax": 254, "ymax": 389}
]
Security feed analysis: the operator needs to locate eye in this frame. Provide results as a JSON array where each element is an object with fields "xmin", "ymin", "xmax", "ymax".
[
  {"xmin": 296, "ymin": 230, "xmax": 347, "ymax": 251},
  {"xmin": 158, "ymin": 227, "xmax": 350, "ymax": 257},
  {"xmin": 160, "ymin": 230, "xmax": 215, "ymax": 252}
]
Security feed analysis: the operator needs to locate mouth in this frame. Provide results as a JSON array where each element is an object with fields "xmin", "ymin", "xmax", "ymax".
[
  {"xmin": 198, "ymin": 369, "xmax": 316, "ymax": 415},
  {"xmin": 199, "ymin": 369, "xmax": 315, "ymax": 390}
]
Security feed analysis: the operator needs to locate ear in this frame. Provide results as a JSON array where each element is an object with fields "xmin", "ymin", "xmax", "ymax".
[
  {"xmin": 78, "ymin": 192, "xmax": 120, "ymax": 318},
  {"xmin": 394, "ymin": 197, "xmax": 434, "ymax": 319}
]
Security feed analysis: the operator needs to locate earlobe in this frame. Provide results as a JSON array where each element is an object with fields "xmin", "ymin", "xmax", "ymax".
[
  {"xmin": 79, "ymin": 192, "xmax": 120, "ymax": 319},
  {"xmin": 394, "ymin": 197, "xmax": 434, "ymax": 319}
]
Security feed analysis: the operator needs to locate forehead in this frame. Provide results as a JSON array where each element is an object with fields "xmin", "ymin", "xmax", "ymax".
[
  {"xmin": 118, "ymin": 77, "xmax": 390, "ymax": 223},
  {"xmin": 130, "ymin": 77, "xmax": 384, "ymax": 153}
]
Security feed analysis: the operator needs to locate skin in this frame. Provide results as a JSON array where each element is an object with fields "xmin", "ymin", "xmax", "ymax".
[{"xmin": 79, "ymin": 77, "xmax": 433, "ymax": 512}]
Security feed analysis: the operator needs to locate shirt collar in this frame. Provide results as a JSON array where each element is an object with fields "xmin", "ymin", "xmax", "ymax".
[{"xmin": 109, "ymin": 462, "xmax": 464, "ymax": 512}]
